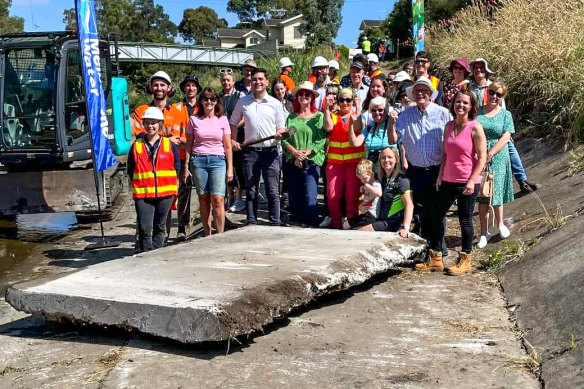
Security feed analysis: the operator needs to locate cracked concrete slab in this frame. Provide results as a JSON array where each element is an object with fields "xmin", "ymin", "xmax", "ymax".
[{"xmin": 5, "ymin": 226, "xmax": 425, "ymax": 343}]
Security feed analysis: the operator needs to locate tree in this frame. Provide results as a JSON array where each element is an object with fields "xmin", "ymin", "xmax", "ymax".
[
  {"xmin": 227, "ymin": 0, "xmax": 301, "ymax": 22},
  {"xmin": 178, "ymin": 7, "xmax": 227, "ymax": 44},
  {"xmin": 0, "ymin": 0, "xmax": 24, "ymax": 33},
  {"xmin": 62, "ymin": 0, "xmax": 176, "ymax": 43},
  {"xmin": 357, "ymin": 27, "xmax": 385, "ymax": 48},
  {"xmin": 299, "ymin": 0, "xmax": 344, "ymax": 49}
]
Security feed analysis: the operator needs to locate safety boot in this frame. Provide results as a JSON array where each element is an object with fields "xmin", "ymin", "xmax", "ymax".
[
  {"xmin": 446, "ymin": 252, "xmax": 472, "ymax": 276},
  {"xmin": 414, "ymin": 249, "xmax": 444, "ymax": 272}
]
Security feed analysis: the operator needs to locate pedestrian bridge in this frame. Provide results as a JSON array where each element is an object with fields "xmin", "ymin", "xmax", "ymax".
[{"xmin": 114, "ymin": 41, "xmax": 269, "ymax": 66}]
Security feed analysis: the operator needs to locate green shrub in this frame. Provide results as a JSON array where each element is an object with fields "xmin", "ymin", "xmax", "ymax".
[
  {"xmin": 428, "ymin": 0, "xmax": 584, "ymax": 143},
  {"xmin": 338, "ymin": 44, "xmax": 349, "ymax": 61}
]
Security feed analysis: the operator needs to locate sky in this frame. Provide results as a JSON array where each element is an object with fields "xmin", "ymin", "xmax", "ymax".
[{"xmin": 7, "ymin": 0, "xmax": 397, "ymax": 48}]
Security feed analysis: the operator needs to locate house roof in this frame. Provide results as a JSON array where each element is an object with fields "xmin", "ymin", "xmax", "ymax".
[
  {"xmin": 264, "ymin": 14, "xmax": 303, "ymax": 27},
  {"xmin": 359, "ymin": 20, "xmax": 384, "ymax": 30},
  {"xmin": 217, "ymin": 28, "xmax": 265, "ymax": 39}
]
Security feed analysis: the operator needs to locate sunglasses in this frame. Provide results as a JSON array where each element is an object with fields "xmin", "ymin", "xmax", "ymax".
[
  {"xmin": 297, "ymin": 91, "xmax": 313, "ymax": 97},
  {"xmin": 413, "ymin": 89, "xmax": 431, "ymax": 96},
  {"xmin": 488, "ymin": 90, "xmax": 504, "ymax": 98},
  {"xmin": 415, "ymin": 59, "xmax": 428, "ymax": 64},
  {"xmin": 202, "ymin": 97, "xmax": 217, "ymax": 102},
  {"xmin": 338, "ymin": 97, "xmax": 353, "ymax": 103},
  {"xmin": 453, "ymin": 65, "xmax": 465, "ymax": 71},
  {"xmin": 371, "ymin": 108, "xmax": 385, "ymax": 113}
]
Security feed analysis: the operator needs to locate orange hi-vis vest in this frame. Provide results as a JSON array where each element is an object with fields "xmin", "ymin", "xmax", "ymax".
[
  {"xmin": 172, "ymin": 101, "xmax": 198, "ymax": 160},
  {"xmin": 370, "ymin": 68, "xmax": 383, "ymax": 78},
  {"xmin": 131, "ymin": 137, "xmax": 178, "ymax": 199},
  {"xmin": 429, "ymin": 75, "xmax": 441, "ymax": 91},
  {"xmin": 133, "ymin": 103, "xmax": 184, "ymax": 139},
  {"xmin": 327, "ymin": 113, "xmax": 366, "ymax": 164}
]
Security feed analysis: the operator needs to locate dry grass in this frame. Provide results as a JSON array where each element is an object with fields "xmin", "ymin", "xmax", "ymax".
[
  {"xmin": 568, "ymin": 150, "xmax": 584, "ymax": 176},
  {"xmin": 496, "ymin": 337, "xmax": 541, "ymax": 375},
  {"xmin": 446, "ymin": 319, "xmax": 486, "ymax": 333},
  {"xmin": 428, "ymin": 0, "xmax": 584, "ymax": 142}
]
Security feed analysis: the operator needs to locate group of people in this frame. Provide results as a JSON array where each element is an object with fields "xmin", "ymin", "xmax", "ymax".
[{"xmin": 128, "ymin": 50, "xmax": 540, "ymax": 276}]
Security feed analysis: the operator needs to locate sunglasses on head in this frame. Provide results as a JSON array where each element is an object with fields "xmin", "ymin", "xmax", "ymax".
[
  {"xmin": 488, "ymin": 90, "xmax": 504, "ymax": 98},
  {"xmin": 338, "ymin": 97, "xmax": 353, "ymax": 103},
  {"xmin": 219, "ymin": 68, "xmax": 233, "ymax": 74}
]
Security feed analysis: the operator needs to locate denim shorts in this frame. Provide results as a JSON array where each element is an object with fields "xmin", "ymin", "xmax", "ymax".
[{"xmin": 191, "ymin": 155, "xmax": 226, "ymax": 196}]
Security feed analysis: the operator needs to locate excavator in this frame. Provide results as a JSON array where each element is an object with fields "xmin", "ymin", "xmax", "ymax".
[{"xmin": 0, "ymin": 31, "xmax": 131, "ymax": 219}]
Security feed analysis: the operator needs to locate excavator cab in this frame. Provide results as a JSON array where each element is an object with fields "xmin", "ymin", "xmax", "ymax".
[{"xmin": 0, "ymin": 32, "xmax": 131, "ymax": 216}]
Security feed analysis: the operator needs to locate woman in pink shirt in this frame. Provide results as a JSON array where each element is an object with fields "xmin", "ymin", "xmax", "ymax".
[
  {"xmin": 184, "ymin": 88, "xmax": 233, "ymax": 235},
  {"xmin": 417, "ymin": 90, "xmax": 486, "ymax": 275}
]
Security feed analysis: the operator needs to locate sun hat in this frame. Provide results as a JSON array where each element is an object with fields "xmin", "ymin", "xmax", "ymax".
[
  {"xmin": 278, "ymin": 57, "xmax": 294, "ymax": 68},
  {"xmin": 367, "ymin": 53, "xmax": 379, "ymax": 63},
  {"xmin": 141, "ymin": 106, "xmax": 164, "ymax": 121},
  {"xmin": 449, "ymin": 58, "xmax": 471, "ymax": 74},
  {"xmin": 311, "ymin": 56, "xmax": 329, "ymax": 68},
  {"xmin": 241, "ymin": 58, "xmax": 257, "ymax": 69},
  {"xmin": 469, "ymin": 58, "xmax": 493, "ymax": 74},
  {"xmin": 179, "ymin": 74, "xmax": 201, "ymax": 93},
  {"xmin": 328, "ymin": 60, "xmax": 339, "ymax": 70},
  {"xmin": 150, "ymin": 71, "xmax": 171, "ymax": 85},
  {"xmin": 291, "ymin": 81, "xmax": 319, "ymax": 98},
  {"xmin": 406, "ymin": 76, "xmax": 439, "ymax": 101},
  {"xmin": 393, "ymin": 71, "xmax": 411, "ymax": 83}
]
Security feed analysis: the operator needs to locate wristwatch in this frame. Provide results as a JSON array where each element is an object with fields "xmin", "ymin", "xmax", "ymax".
[{"xmin": 400, "ymin": 224, "xmax": 410, "ymax": 231}]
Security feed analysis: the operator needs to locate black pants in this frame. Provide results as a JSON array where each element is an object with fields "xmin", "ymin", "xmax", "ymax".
[
  {"xmin": 407, "ymin": 165, "xmax": 442, "ymax": 238},
  {"xmin": 166, "ymin": 160, "xmax": 192, "ymax": 235},
  {"xmin": 242, "ymin": 147, "xmax": 280, "ymax": 225},
  {"xmin": 429, "ymin": 181, "xmax": 479, "ymax": 254},
  {"xmin": 135, "ymin": 196, "xmax": 174, "ymax": 252}
]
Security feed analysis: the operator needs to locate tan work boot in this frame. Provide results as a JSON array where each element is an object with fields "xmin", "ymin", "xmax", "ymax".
[
  {"xmin": 414, "ymin": 249, "xmax": 444, "ymax": 272},
  {"xmin": 446, "ymin": 252, "xmax": 472, "ymax": 276}
]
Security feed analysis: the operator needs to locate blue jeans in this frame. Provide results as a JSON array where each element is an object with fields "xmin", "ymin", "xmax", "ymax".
[
  {"xmin": 284, "ymin": 159, "xmax": 321, "ymax": 226},
  {"xmin": 508, "ymin": 140, "xmax": 527, "ymax": 182},
  {"xmin": 242, "ymin": 147, "xmax": 280, "ymax": 225},
  {"xmin": 191, "ymin": 155, "xmax": 227, "ymax": 196}
]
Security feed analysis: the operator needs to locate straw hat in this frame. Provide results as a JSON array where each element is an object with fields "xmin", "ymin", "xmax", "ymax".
[{"xmin": 291, "ymin": 81, "xmax": 319, "ymax": 98}]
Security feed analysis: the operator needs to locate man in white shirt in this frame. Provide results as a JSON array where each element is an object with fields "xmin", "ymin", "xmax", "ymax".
[{"xmin": 230, "ymin": 68, "xmax": 286, "ymax": 225}]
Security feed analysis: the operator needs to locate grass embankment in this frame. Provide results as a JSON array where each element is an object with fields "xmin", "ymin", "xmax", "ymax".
[
  {"xmin": 127, "ymin": 46, "xmax": 348, "ymax": 110},
  {"xmin": 428, "ymin": 0, "xmax": 584, "ymax": 143}
]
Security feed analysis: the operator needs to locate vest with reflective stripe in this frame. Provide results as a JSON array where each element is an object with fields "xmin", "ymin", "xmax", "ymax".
[
  {"xmin": 326, "ymin": 113, "xmax": 366, "ymax": 164},
  {"xmin": 131, "ymin": 137, "xmax": 178, "ymax": 199},
  {"xmin": 429, "ymin": 75, "xmax": 441, "ymax": 91}
]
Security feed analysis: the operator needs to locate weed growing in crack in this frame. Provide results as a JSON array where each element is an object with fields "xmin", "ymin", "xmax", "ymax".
[
  {"xmin": 479, "ymin": 239, "xmax": 526, "ymax": 271},
  {"xmin": 496, "ymin": 337, "xmax": 541, "ymax": 375},
  {"xmin": 521, "ymin": 190, "xmax": 571, "ymax": 233},
  {"xmin": 563, "ymin": 333, "xmax": 579, "ymax": 351},
  {"xmin": 568, "ymin": 151, "xmax": 584, "ymax": 176}
]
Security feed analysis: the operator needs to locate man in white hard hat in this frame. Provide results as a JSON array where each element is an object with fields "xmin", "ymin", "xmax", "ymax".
[
  {"xmin": 278, "ymin": 57, "xmax": 295, "ymax": 92},
  {"xmin": 309, "ymin": 56, "xmax": 331, "ymax": 109},
  {"xmin": 388, "ymin": 76, "xmax": 452, "ymax": 265}
]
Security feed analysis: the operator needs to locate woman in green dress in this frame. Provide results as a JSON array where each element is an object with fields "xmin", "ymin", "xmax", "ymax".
[{"xmin": 476, "ymin": 81, "xmax": 515, "ymax": 248}]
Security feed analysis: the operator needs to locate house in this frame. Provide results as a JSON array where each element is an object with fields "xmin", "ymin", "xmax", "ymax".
[
  {"xmin": 359, "ymin": 20, "xmax": 384, "ymax": 30},
  {"xmin": 263, "ymin": 14, "xmax": 305, "ymax": 49},
  {"xmin": 216, "ymin": 28, "xmax": 266, "ymax": 49}
]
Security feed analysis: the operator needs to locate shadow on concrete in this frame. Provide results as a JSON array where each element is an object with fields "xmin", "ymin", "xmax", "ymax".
[{"xmin": 0, "ymin": 269, "xmax": 404, "ymax": 359}]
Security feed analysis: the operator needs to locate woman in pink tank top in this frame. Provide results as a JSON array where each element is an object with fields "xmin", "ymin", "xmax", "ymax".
[{"xmin": 423, "ymin": 90, "xmax": 487, "ymax": 276}]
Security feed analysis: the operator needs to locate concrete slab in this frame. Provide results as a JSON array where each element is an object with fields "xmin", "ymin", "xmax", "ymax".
[{"xmin": 5, "ymin": 226, "xmax": 426, "ymax": 344}]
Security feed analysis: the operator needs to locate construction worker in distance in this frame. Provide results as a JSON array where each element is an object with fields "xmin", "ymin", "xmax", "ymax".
[
  {"xmin": 170, "ymin": 74, "xmax": 201, "ymax": 241},
  {"xmin": 128, "ymin": 107, "xmax": 180, "ymax": 252},
  {"xmin": 361, "ymin": 35, "xmax": 371, "ymax": 55},
  {"xmin": 278, "ymin": 57, "xmax": 295, "ymax": 92},
  {"xmin": 367, "ymin": 53, "xmax": 383, "ymax": 79},
  {"xmin": 413, "ymin": 51, "xmax": 444, "ymax": 106},
  {"xmin": 328, "ymin": 60, "xmax": 340, "ymax": 84}
]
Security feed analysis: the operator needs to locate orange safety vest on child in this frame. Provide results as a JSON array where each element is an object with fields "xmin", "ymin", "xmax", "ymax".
[
  {"xmin": 327, "ymin": 113, "xmax": 366, "ymax": 164},
  {"xmin": 131, "ymin": 137, "xmax": 178, "ymax": 199}
]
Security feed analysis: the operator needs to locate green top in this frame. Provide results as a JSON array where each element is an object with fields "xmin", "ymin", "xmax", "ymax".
[
  {"xmin": 362, "ymin": 40, "xmax": 371, "ymax": 52},
  {"xmin": 282, "ymin": 112, "xmax": 327, "ymax": 166}
]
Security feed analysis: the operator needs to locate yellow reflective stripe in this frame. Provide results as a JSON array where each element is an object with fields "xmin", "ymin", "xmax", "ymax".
[
  {"xmin": 332, "ymin": 114, "xmax": 338, "ymax": 125},
  {"xmin": 328, "ymin": 141, "xmax": 352, "ymax": 148},
  {"xmin": 327, "ymin": 151, "xmax": 365, "ymax": 161},
  {"xmin": 162, "ymin": 137, "xmax": 170, "ymax": 153},
  {"xmin": 132, "ymin": 185, "xmax": 178, "ymax": 195},
  {"xmin": 132, "ymin": 170, "xmax": 176, "ymax": 180},
  {"xmin": 327, "ymin": 153, "xmax": 344, "ymax": 161},
  {"xmin": 343, "ymin": 151, "xmax": 366, "ymax": 160},
  {"xmin": 135, "ymin": 141, "xmax": 143, "ymax": 154}
]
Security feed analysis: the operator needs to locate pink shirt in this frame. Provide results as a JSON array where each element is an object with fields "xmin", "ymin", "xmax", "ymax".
[
  {"xmin": 186, "ymin": 115, "xmax": 231, "ymax": 156},
  {"xmin": 442, "ymin": 120, "xmax": 480, "ymax": 184}
]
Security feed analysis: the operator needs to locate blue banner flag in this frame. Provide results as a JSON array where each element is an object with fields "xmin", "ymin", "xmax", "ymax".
[{"xmin": 76, "ymin": 0, "xmax": 117, "ymax": 172}]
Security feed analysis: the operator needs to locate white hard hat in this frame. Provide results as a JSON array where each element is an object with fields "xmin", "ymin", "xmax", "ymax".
[
  {"xmin": 150, "ymin": 71, "xmax": 171, "ymax": 85},
  {"xmin": 311, "ymin": 56, "xmax": 329, "ymax": 68},
  {"xmin": 363, "ymin": 36, "xmax": 367, "ymax": 40},
  {"xmin": 367, "ymin": 53, "xmax": 379, "ymax": 63},
  {"xmin": 279, "ymin": 57, "xmax": 294, "ymax": 68},
  {"xmin": 393, "ymin": 71, "xmax": 411, "ymax": 83},
  {"xmin": 328, "ymin": 60, "xmax": 339, "ymax": 70},
  {"xmin": 141, "ymin": 107, "xmax": 165, "ymax": 121}
]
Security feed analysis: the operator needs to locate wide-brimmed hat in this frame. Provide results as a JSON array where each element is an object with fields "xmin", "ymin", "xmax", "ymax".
[
  {"xmin": 469, "ymin": 58, "xmax": 493, "ymax": 74},
  {"xmin": 406, "ymin": 76, "xmax": 439, "ymax": 101},
  {"xmin": 241, "ymin": 58, "xmax": 257, "ymax": 69},
  {"xmin": 292, "ymin": 81, "xmax": 319, "ymax": 98},
  {"xmin": 449, "ymin": 58, "xmax": 471, "ymax": 74},
  {"xmin": 179, "ymin": 74, "xmax": 201, "ymax": 93}
]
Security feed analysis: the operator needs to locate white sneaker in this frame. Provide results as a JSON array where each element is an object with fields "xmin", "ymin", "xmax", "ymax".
[
  {"xmin": 476, "ymin": 233, "xmax": 493, "ymax": 249},
  {"xmin": 342, "ymin": 217, "xmax": 351, "ymax": 230},
  {"xmin": 499, "ymin": 224, "xmax": 511, "ymax": 239},
  {"xmin": 319, "ymin": 216, "xmax": 332, "ymax": 228},
  {"xmin": 230, "ymin": 199, "xmax": 245, "ymax": 213}
]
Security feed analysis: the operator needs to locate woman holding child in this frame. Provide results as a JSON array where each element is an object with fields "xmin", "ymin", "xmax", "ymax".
[
  {"xmin": 416, "ymin": 89, "xmax": 486, "ymax": 275},
  {"xmin": 281, "ymin": 81, "xmax": 326, "ymax": 226}
]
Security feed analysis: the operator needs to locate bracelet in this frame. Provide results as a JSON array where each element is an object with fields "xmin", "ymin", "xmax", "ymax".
[{"xmin": 400, "ymin": 224, "xmax": 410, "ymax": 231}]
